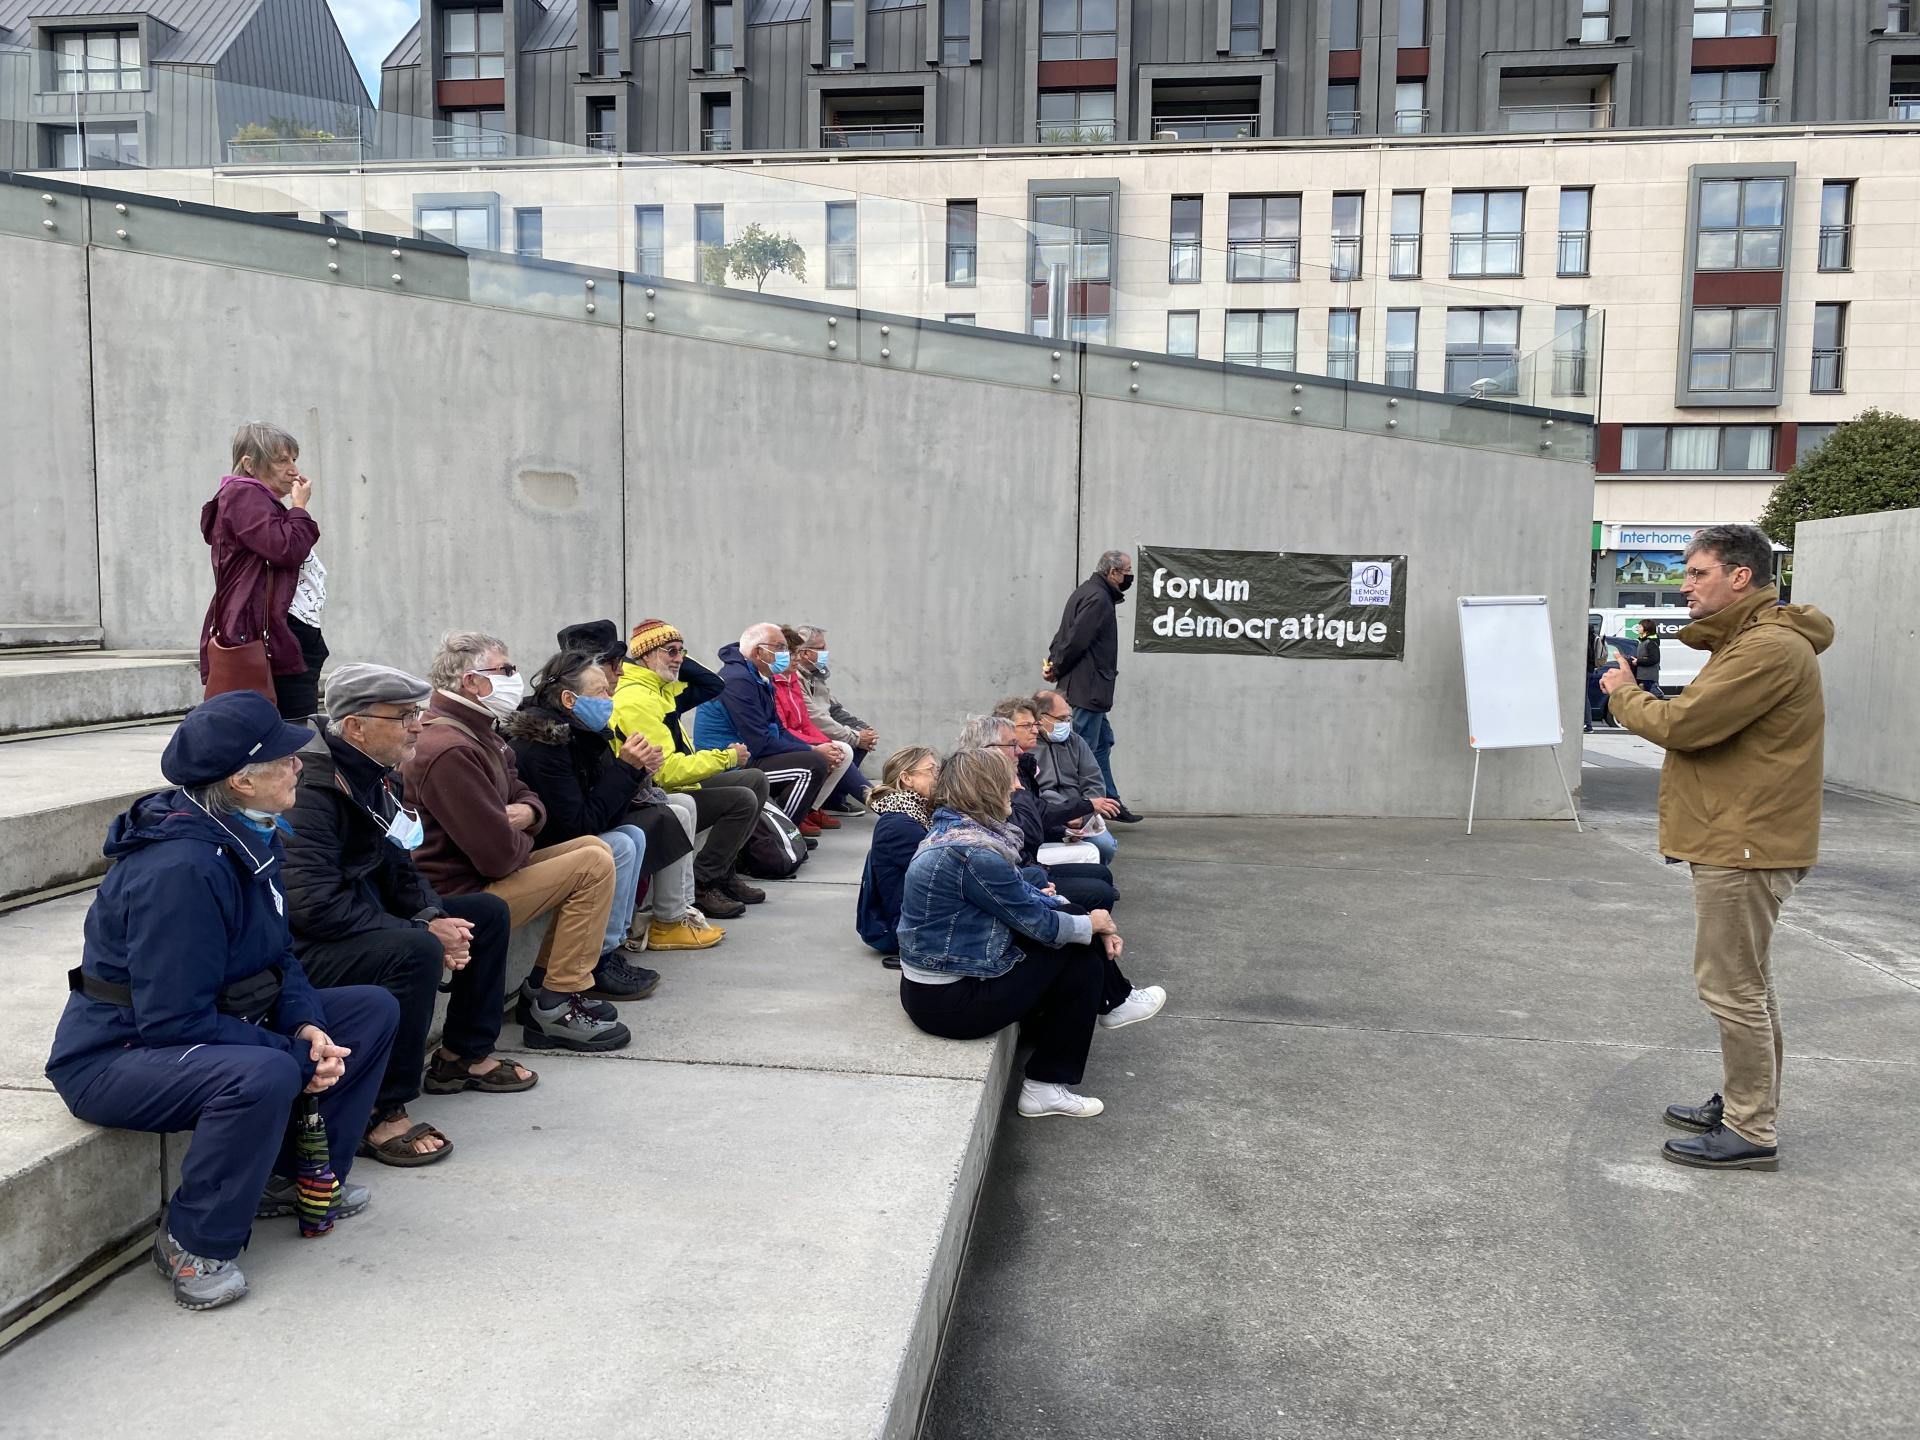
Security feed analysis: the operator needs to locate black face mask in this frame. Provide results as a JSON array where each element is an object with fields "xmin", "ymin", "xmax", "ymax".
[{"xmin": 1114, "ymin": 572, "xmax": 1134, "ymax": 595}]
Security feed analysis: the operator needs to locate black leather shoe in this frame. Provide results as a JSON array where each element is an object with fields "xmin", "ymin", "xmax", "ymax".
[
  {"xmin": 1112, "ymin": 806, "xmax": 1143, "ymax": 824},
  {"xmin": 1663, "ymin": 1092, "xmax": 1724, "ymax": 1133},
  {"xmin": 1661, "ymin": 1123, "xmax": 1778, "ymax": 1171}
]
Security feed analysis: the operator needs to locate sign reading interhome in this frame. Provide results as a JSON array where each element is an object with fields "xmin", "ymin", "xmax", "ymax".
[{"xmin": 1135, "ymin": 546, "xmax": 1409, "ymax": 660}]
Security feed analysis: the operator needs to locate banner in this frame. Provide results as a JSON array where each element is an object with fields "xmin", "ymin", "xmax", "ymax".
[{"xmin": 1134, "ymin": 546, "xmax": 1408, "ymax": 659}]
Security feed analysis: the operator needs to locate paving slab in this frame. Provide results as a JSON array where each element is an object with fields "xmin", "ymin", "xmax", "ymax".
[
  {"xmin": 0, "ymin": 725, "xmax": 172, "ymax": 901},
  {"xmin": 0, "ymin": 652, "xmax": 198, "ymax": 736}
]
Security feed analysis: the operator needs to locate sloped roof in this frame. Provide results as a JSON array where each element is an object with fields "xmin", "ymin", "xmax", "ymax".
[
  {"xmin": 383, "ymin": 0, "xmax": 846, "ymax": 69},
  {"xmin": 383, "ymin": 20, "xmax": 421, "ymax": 67},
  {"xmin": 0, "ymin": 0, "xmax": 263, "ymax": 64}
]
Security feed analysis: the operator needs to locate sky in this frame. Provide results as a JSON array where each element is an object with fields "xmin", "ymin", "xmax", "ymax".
[{"xmin": 327, "ymin": 0, "xmax": 416, "ymax": 96}]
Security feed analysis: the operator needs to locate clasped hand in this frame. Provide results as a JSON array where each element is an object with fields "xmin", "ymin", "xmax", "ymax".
[{"xmin": 294, "ymin": 1023, "xmax": 352, "ymax": 1095}]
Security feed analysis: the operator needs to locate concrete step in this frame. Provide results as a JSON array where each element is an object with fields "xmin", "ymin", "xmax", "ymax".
[
  {"xmin": 0, "ymin": 651, "xmax": 199, "ymax": 737},
  {"xmin": 0, "ymin": 726, "xmax": 173, "ymax": 903}
]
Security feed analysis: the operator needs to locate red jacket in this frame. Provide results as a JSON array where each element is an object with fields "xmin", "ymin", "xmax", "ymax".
[
  {"xmin": 772, "ymin": 671, "xmax": 830, "ymax": 746},
  {"xmin": 399, "ymin": 691, "xmax": 548, "ymax": 896},
  {"xmin": 197, "ymin": 475, "xmax": 319, "ymax": 680}
]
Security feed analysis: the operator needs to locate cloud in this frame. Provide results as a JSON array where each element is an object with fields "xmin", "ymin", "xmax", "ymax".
[{"xmin": 328, "ymin": 0, "xmax": 417, "ymax": 97}]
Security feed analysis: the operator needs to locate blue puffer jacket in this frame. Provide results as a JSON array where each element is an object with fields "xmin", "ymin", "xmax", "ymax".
[
  {"xmin": 895, "ymin": 810, "xmax": 1089, "ymax": 979},
  {"xmin": 45, "ymin": 790, "xmax": 328, "ymax": 1099},
  {"xmin": 692, "ymin": 643, "xmax": 815, "ymax": 761}
]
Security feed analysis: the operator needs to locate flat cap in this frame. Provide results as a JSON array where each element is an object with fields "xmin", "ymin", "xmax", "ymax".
[
  {"xmin": 323, "ymin": 663, "xmax": 432, "ymax": 724},
  {"xmin": 163, "ymin": 691, "xmax": 312, "ymax": 787}
]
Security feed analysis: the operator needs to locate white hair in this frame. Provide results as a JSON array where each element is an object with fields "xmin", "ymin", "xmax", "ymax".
[
  {"xmin": 955, "ymin": 714, "xmax": 1014, "ymax": 750},
  {"xmin": 739, "ymin": 622, "xmax": 783, "ymax": 653},
  {"xmin": 428, "ymin": 630, "xmax": 508, "ymax": 691}
]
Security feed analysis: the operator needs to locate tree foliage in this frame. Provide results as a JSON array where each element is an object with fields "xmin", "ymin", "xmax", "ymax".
[
  {"xmin": 231, "ymin": 116, "xmax": 338, "ymax": 143},
  {"xmin": 700, "ymin": 223, "xmax": 808, "ymax": 291},
  {"xmin": 1758, "ymin": 408, "xmax": 1920, "ymax": 547}
]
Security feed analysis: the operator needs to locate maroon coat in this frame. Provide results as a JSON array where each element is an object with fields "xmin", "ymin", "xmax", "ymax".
[{"xmin": 197, "ymin": 475, "xmax": 320, "ymax": 681}]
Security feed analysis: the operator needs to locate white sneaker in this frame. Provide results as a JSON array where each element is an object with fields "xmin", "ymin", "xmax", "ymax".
[
  {"xmin": 1098, "ymin": 985, "xmax": 1167, "ymax": 1030},
  {"xmin": 1016, "ymin": 1080, "xmax": 1104, "ymax": 1118}
]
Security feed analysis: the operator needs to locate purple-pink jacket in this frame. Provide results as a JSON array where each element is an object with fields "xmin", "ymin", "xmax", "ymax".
[{"xmin": 197, "ymin": 475, "xmax": 319, "ymax": 681}]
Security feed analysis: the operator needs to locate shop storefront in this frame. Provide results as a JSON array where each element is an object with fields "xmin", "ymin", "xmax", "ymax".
[{"xmin": 1589, "ymin": 523, "xmax": 1787, "ymax": 607}]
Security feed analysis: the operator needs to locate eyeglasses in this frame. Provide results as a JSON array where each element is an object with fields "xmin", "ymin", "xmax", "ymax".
[
  {"xmin": 658, "ymin": 645, "xmax": 686, "ymax": 658},
  {"xmin": 361, "ymin": 707, "xmax": 425, "ymax": 725},
  {"xmin": 1010, "ymin": 719, "xmax": 1040, "ymax": 732},
  {"xmin": 1681, "ymin": 564, "xmax": 1738, "ymax": 583},
  {"xmin": 472, "ymin": 663, "xmax": 518, "ymax": 677}
]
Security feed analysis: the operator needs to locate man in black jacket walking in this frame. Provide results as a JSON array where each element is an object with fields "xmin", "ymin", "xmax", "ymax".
[{"xmin": 1044, "ymin": 548, "xmax": 1141, "ymax": 822}]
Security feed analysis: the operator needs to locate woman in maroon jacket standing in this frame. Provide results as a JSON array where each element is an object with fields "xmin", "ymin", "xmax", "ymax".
[{"xmin": 199, "ymin": 422, "xmax": 327, "ymax": 719}]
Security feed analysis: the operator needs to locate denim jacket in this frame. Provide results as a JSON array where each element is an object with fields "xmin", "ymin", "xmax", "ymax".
[{"xmin": 896, "ymin": 809, "xmax": 1090, "ymax": 978}]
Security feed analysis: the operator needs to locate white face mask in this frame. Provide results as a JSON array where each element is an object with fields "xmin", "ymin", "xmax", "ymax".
[
  {"xmin": 1048, "ymin": 721, "xmax": 1072, "ymax": 743},
  {"xmin": 472, "ymin": 669, "xmax": 525, "ymax": 721}
]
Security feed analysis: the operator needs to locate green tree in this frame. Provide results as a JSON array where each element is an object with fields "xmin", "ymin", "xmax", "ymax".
[
  {"xmin": 1758, "ymin": 408, "xmax": 1920, "ymax": 547},
  {"xmin": 700, "ymin": 223, "xmax": 808, "ymax": 291}
]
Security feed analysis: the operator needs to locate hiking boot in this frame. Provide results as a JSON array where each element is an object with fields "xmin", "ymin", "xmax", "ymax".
[
  {"xmin": 718, "ymin": 873, "xmax": 766, "ymax": 905},
  {"xmin": 1098, "ymin": 985, "xmax": 1167, "ymax": 1030},
  {"xmin": 258, "ymin": 1173, "xmax": 371, "ymax": 1220},
  {"xmin": 1015, "ymin": 1080, "xmax": 1104, "ymax": 1119},
  {"xmin": 523, "ymin": 992, "xmax": 632, "ymax": 1052},
  {"xmin": 648, "ymin": 913, "xmax": 725, "ymax": 951},
  {"xmin": 588, "ymin": 954, "xmax": 660, "ymax": 1001},
  {"xmin": 515, "ymin": 977, "xmax": 616, "ymax": 1027},
  {"xmin": 1663, "ymin": 1093, "xmax": 1725, "ymax": 1134},
  {"xmin": 805, "ymin": 809, "xmax": 842, "ymax": 830},
  {"xmin": 152, "ymin": 1230, "xmax": 249, "ymax": 1311},
  {"xmin": 693, "ymin": 885, "xmax": 748, "ymax": 919}
]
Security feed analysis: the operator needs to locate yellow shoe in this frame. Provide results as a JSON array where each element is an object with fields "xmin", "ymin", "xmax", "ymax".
[{"xmin": 647, "ymin": 916, "xmax": 725, "ymax": 951}]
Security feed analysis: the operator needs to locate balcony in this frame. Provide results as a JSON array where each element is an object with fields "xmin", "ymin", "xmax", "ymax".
[
  {"xmin": 1326, "ymin": 109, "xmax": 1361, "ymax": 136},
  {"xmin": 1500, "ymin": 101, "xmax": 1613, "ymax": 132},
  {"xmin": 700, "ymin": 128, "xmax": 733, "ymax": 151},
  {"xmin": 434, "ymin": 133, "xmax": 512, "ymax": 158},
  {"xmin": 1392, "ymin": 108, "xmax": 1429, "ymax": 134},
  {"xmin": 1227, "ymin": 237, "xmax": 1300, "ymax": 283},
  {"xmin": 1812, "ymin": 348, "xmax": 1845, "ymax": 393},
  {"xmin": 820, "ymin": 123, "xmax": 923, "ymax": 149},
  {"xmin": 826, "ymin": 243, "xmax": 858, "ymax": 289},
  {"xmin": 1149, "ymin": 113, "xmax": 1256, "ymax": 141},
  {"xmin": 1226, "ymin": 350, "xmax": 1297, "ymax": 371},
  {"xmin": 1329, "ymin": 236, "xmax": 1362, "ymax": 283},
  {"xmin": 1557, "ymin": 229, "xmax": 1591, "ymax": 276},
  {"xmin": 1689, "ymin": 97, "xmax": 1779, "ymax": 125},
  {"xmin": 1326, "ymin": 349, "xmax": 1359, "ymax": 381},
  {"xmin": 1036, "ymin": 121, "xmax": 1117, "ymax": 144},
  {"xmin": 225, "ymin": 137, "xmax": 368, "ymax": 165},
  {"xmin": 585, "ymin": 130, "xmax": 619, "ymax": 153},
  {"xmin": 1449, "ymin": 233, "xmax": 1523, "ymax": 278},
  {"xmin": 1553, "ymin": 352, "xmax": 1590, "ymax": 397},
  {"xmin": 1446, "ymin": 355, "xmax": 1520, "ymax": 396},
  {"xmin": 1388, "ymin": 235, "xmax": 1421, "ymax": 279},
  {"xmin": 946, "ymin": 244, "xmax": 976, "ymax": 285},
  {"xmin": 1384, "ymin": 352, "xmax": 1417, "ymax": 388},
  {"xmin": 1818, "ymin": 224, "xmax": 1852, "ymax": 271},
  {"xmin": 1892, "ymin": 98, "xmax": 1920, "ymax": 120}
]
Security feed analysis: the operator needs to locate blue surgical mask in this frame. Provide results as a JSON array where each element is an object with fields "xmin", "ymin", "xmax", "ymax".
[
  {"xmin": 238, "ymin": 808, "xmax": 293, "ymax": 836},
  {"xmin": 770, "ymin": 651, "xmax": 792, "ymax": 676},
  {"xmin": 813, "ymin": 650, "xmax": 830, "ymax": 675},
  {"xmin": 384, "ymin": 806, "xmax": 424, "ymax": 851},
  {"xmin": 571, "ymin": 694, "xmax": 615, "ymax": 732},
  {"xmin": 1048, "ymin": 721, "xmax": 1072, "ymax": 743}
]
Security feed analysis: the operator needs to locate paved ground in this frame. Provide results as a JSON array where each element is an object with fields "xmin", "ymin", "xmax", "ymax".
[{"xmin": 923, "ymin": 747, "xmax": 1920, "ymax": 1440}]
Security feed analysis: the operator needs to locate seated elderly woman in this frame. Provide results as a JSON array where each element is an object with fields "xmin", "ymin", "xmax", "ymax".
[
  {"xmin": 855, "ymin": 746, "xmax": 939, "ymax": 967},
  {"xmin": 44, "ymin": 691, "xmax": 400, "ymax": 1312},
  {"xmin": 895, "ymin": 747, "xmax": 1165, "ymax": 1120}
]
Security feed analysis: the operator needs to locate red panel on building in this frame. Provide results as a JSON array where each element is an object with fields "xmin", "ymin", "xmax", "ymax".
[
  {"xmin": 1691, "ymin": 36, "xmax": 1777, "ymax": 68},
  {"xmin": 1327, "ymin": 50, "xmax": 1362, "ymax": 80},
  {"xmin": 1776, "ymin": 422, "xmax": 1798, "ymax": 471},
  {"xmin": 1036, "ymin": 59, "xmax": 1118, "ymax": 90},
  {"xmin": 1692, "ymin": 270, "xmax": 1784, "ymax": 305},
  {"xmin": 1595, "ymin": 423, "xmax": 1622, "ymax": 474},
  {"xmin": 436, "ymin": 78, "xmax": 506, "ymax": 109},
  {"xmin": 1396, "ymin": 48, "xmax": 1430, "ymax": 79}
]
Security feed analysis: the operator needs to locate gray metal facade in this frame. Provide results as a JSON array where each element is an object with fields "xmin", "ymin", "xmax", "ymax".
[{"xmin": 378, "ymin": 0, "xmax": 1920, "ymax": 155}]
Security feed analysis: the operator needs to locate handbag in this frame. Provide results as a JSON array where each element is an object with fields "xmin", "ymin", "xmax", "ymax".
[{"xmin": 204, "ymin": 633, "xmax": 274, "ymax": 701}]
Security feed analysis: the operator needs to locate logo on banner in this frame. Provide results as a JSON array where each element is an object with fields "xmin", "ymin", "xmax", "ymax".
[{"xmin": 1350, "ymin": 562, "xmax": 1393, "ymax": 607}]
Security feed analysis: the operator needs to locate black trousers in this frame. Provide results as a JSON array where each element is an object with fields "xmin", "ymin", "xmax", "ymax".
[
  {"xmin": 295, "ymin": 892, "xmax": 510, "ymax": 1118},
  {"xmin": 756, "ymin": 749, "xmax": 832, "ymax": 821},
  {"xmin": 900, "ymin": 935, "xmax": 1130, "ymax": 1085},
  {"xmin": 689, "ymin": 767, "xmax": 769, "ymax": 883},
  {"xmin": 1048, "ymin": 863, "xmax": 1118, "ymax": 913},
  {"xmin": 272, "ymin": 616, "xmax": 329, "ymax": 721}
]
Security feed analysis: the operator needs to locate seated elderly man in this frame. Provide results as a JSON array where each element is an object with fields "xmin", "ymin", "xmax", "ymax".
[
  {"xmin": 401, "ymin": 631, "xmax": 630, "ymax": 1055},
  {"xmin": 792, "ymin": 624, "xmax": 878, "ymax": 815},
  {"xmin": 966, "ymin": 710, "xmax": 1118, "ymax": 914},
  {"xmin": 773, "ymin": 625, "xmax": 857, "ymax": 833},
  {"xmin": 46, "ymin": 691, "xmax": 400, "ymax": 1311},
  {"xmin": 284, "ymin": 664, "xmax": 535, "ymax": 1171},
  {"xmin": 694, "ymin": 623, "xmax": 841, "ymax": 836},
  {"xmin": 1031, "ymin": 687, "xmax": 1121, "ymax": 864}
]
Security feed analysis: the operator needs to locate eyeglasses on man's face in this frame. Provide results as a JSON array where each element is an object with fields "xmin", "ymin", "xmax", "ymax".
[
  {"xmin": 1681, "ymin": 563, "xmax": 1740, "ymax": 584},
  {"xmin": 473, "ymin": 662, "xmax": 518, "ymax": 677},
  {"xmin": 362, "ymin": 707, "xmax": 424, "ymax": 726}
]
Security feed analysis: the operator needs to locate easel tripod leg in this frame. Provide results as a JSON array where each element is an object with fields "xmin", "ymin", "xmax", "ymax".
[
  {"xmin": 1550, "ymin": 745, "xmax": 1583, "ymax": 833},
  {"xmin": 1467, "ymin": 749, "xmax": 1481, "ymax": 835}
]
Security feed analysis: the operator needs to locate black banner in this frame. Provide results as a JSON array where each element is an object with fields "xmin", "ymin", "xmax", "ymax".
[{"xmin": 1134, "ymin": 546, "xmax": 1408, "ymax": 659}]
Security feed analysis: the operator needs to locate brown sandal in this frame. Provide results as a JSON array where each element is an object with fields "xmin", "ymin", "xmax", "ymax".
[
  {"xmin": 356, "ymin": 1117, "xmax": 454, "ymax": 1168},
  {"xmin": 422, "ymin": 1052, "xmax": 538, "ymax": 1095}
]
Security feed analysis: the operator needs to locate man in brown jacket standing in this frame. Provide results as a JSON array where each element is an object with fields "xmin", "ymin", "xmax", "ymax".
[{"xmin": 1601, "ymin": 524, "xmax": 1833, "ymax": 1171}]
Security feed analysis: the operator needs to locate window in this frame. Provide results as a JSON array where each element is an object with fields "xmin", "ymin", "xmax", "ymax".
[
  {"xmin": 1328, "ymin": 81, "xmax": 1360, "ymax": 135},
  {"xmin": 945, "ymin": 313, "xmax": 976, "ymax": 325},
  {"xmin": 1397, "ymin": 0, "xmax": 1426, "ymax": 47},
  {"xmin": 825, "ymin": 202, "xmax": 858, "ymax": 289},
  {"xmin": 710, "ymin": 1, "xmax": 736, "ymax": 70},
  {"xmin": 1449, "ymin": 190, "xmax": 1525, "ymax": 277},
  {"xmin": 1385, "ymin": 308, "xmax": 1418, "ymax": 388},
  {"xmin": 1688, "ymin": 306, "xmax": 1778, "ymax": 392},
  {"xmin": 1445, "ymin": 307, "xmax": 1521, "ymax": 394},
  {"xmin": 702, "ymin": 95, "xmax": 733, "ymax": 151},
  {"xmin": 942, "ymin": 0, "xmax": 971, "ymax": 64},
  {"xmin": 1225, "ymin": 310, "xmax": 1297, "ymax": 370},
  {"xmin": 1394, "ymin": 81, "xmax": 1427, "ymax": 134},
  {"xmin": 1693, "ymin": 0, "xmax": 1769, "ymax": 38},
  {"xmin": 1389, "ymin": 192, "xmax": 1423, "ymax": 279},
  {"xmin": 53, "ymin": 30, "xmax": 143, "ymax": 91},
  {"xmin": 1812, "ymin": 303, "xmax": 1847, "ymax": 392},
  {"xmin": 419, "ymin": 205, "xmax": 492, "ymax": 250},
  {"xmin": 1580, "ymin": 0, "xmax": 1612, "ymax": 43},
  {"xmin": 1819, "ymin": 181, "xmax": 1854, "ymax": 270},
  {"xmin": 1620, "ymin": 425, "xmax": 1774, "ymax": 471},
  {"xmin": 1030, "ymin": 192, "xmax": 1112, "ymax": 341},
  {"xmin": 1690, "ymin": 69, "xmax": 1770, "ymax": 125},
  {"xmin": 1331, "ymin": 0, "xmax": 1359, "ymax": 49},
  {"xmin": 827, "ymin": 0, "xmax": 854, "ymax": 68},
  {"xmin": 1041, "ymin": 0, "xmax": 1117, "ymax": 60},
  {"xmin": 1037, "ymin": 89, "xmax": 1115, "ymax": 143},
  {"xmin": 1695, "ymin": 176, "xmax": 1784, "ymax": 270},
  {"xmin": 635, "ymin": 204, "xmax": 664, "ymax": 275},
  {"xmin": 1167, "ymin": 311, "xmax": 1200, "ymax": 358},
  {"xmin": 1228, "ymin": 0, "xmax": 1261, "ymax": 55},
  {"xmin": 1891, "ymin": 3, "xmax": 1916, "ymax": 33},
  {"xmin": 442, "ymin": 108, "xmax": 510, "ymax": 157},
  {"xmin": 696, "ymin": 203, "xmax": 725, "ymax": 275},
  {"xmin": 1227, "ymin": 194, "xmax": 1301, "ymax": 282},
  {"xmin": 1170, "ymin": 196, "xmax": 1202, "ymax": 283},
  {"xmin": 1327, "ymin": 309, "xmax": 1360, "ymax": 380},
  {"xmin": 514, "ymin": 208, "xmax": 543, "ymax": 258},
  {"xmin": 1553, "ymin": 306, "xmax": 1589, "ymax": 396},
  {"xmin": 1796, "ymin": 422, "xmax": 1838, "ymax": 457},
  {"xmin": 46, "ymin": 123, "xmax": 140, "ymax": 169},
  {"xmin": 1892, "ymin": 59, "xmax": 1920, "ymax": 118},
  {"xmin": 594, "ymin": 1, "xmax": 622, "ymax": 75},
  {"xmin": 444, "ymin": 8, "xmax": 506, "ymax": 80},
  {"xmin": 1558, "ymin": 188, "xmax": 1592, "ymax": 276},
  {"xmin": 947, "ymin": 200, "xmax": 977, "ymax": 285},
  {"xmin": 587, "ymin": 98, "xmax": 618, "ymax": 151},
  {"xmin": 1331, "ymin": 194, "xmax": 1364, "ymax": 281}
]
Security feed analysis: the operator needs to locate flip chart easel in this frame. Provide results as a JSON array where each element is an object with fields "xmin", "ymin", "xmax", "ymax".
[{"xmin": 1457, "ymin": 595, "xmax": 1582, "ymax": 835}]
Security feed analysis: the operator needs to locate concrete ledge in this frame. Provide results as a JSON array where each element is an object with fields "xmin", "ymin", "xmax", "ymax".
[
  {"xmin": 0, "ymin": 653, "xmax": 199, "ymax": 737},
  {"xmin": 0, "ymin": 727, "xmax": 171, "ymax": 902}
]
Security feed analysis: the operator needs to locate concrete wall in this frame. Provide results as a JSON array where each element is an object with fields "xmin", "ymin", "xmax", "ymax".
[
  {"xmin": 1078, "ymin": 398, "xmax": 1594, "ymax": 818},
  {"xmin": 0, "ymin": 232, "xmax": 100, "ymax": 643},
  {"xmin": 1792, "ymin": 507, "xmax": 1920, "ymax": 807}
]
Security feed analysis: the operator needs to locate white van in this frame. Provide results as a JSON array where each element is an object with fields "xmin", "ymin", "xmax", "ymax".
[{"xmin": 1588, "ymin": 608, "xmax": 1708, "ymax": 690}]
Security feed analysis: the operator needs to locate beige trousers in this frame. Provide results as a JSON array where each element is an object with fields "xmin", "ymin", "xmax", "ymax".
[
  {"xmin": 1689, "ymin": 863, "xmax": 1808, "ymax": 1148},
  {"xmin": 484, "ymin": 836, "xmax": 616, "ymax": 993}
]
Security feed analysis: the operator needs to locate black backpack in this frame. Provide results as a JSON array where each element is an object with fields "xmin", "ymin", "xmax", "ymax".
[{"xmin": 736, "ymin": 802, "xmax": 808, "ymax": 880}]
